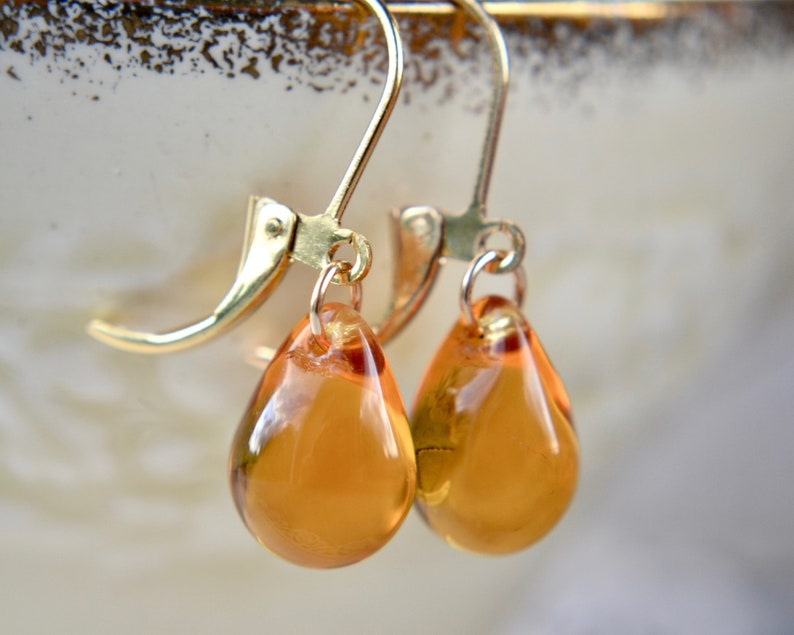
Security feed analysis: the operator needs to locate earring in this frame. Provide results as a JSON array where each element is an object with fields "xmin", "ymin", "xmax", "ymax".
[
  {"xmin": 88, "ymin": 0, "xmax": 415, "ymax": 568},
  {"xmin": 382, "ymin": 0, "xmax": 579, "ymax": 554},
  {"xmin": 229, "ymin": 262, "xmax": 415, "ymax": 569},
  {"xmin": 412, "ymin": 251, "xmax": 578, "ymax": 555}
]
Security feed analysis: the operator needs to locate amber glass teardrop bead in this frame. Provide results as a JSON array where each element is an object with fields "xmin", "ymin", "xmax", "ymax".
[
  {"xmin": 411, "ymin": 295, "xmax": 578, "ymax": 555},
  {"xmin": 229, "ymin": 303, "xmax": 416, "ymax": 569}
]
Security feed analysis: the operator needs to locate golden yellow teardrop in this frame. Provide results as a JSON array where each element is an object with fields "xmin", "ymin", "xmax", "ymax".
[
  {"xmin": 229, "ymin": 303, "xmax": 416, "ymax": 568},
  {"xmin": 411, "ymin": 296, "xmax": 578, "ymax": 555}
]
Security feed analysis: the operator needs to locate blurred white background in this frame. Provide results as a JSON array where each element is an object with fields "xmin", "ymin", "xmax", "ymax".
[{"xmin": 1, "ymin": 3, "xmax": 792, "ymax": 633}]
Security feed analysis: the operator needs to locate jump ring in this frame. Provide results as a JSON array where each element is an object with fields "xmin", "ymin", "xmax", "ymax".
[
  {"xmin": 460, "ymin": 249, "xmax": 526, "ymax": 329},
  {"xmin": 475, "ymin": 221, "xmax": 526, "ymax": 274},
  {"xmin": 310, "ymin": 261, "xmax": 363, "ymax": 346}
]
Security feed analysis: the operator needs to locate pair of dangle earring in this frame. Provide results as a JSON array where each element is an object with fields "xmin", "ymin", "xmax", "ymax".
[{"xmin": 88, "ymin": 0, "xmax": 578, "ymax": 568}]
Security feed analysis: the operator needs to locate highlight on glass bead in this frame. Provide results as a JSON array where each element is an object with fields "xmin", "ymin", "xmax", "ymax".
[
  {"xmin": 229, "ymin": 303, "xmax": 416, "ymax": 569},
  {"xmin": 411, "ymin": 295, "xmax": 578, "ymax": 555}
]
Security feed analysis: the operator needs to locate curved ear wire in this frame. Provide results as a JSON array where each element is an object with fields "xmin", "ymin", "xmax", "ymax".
[
  {"xmin": 88, "ymin": 0, "xmax": 404, "ymax": 354},
  {"xmin": 376, "ymin": 0, "xmax": 525, "ymax": 343},
  {"xmin": 325, "ymin": 0, "xmax": 403, "ymax": 223},
  {"xmin": 464, "ymin": 0, "xmax": 508, "ymax": 215},
  {"xmin": 441, "ymin": 0, "xmax": 525, "ymax": 274},
  {"xmin": 88, "ymin": 198, "xmax": 296, "ymax": 354}
]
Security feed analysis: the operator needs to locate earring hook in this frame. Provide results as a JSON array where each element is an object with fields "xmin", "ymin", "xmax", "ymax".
[
  {"xmin": 88, "ymin": 0, "xmax": 403, "ymax": 354},
  {"xmin": 466, "ymin": 0, "xmax": 508, "ymax": 213},
  {"xmin": 376, "ymin": 0, "xmax": 524, "ymax": 343},
  {"xmin": 326, "ymin": 0, "xmax": 403, "ymax": 222},
  {"xmin": 440, "ymin": 0, "xmax": 524, "ymax": 274}
]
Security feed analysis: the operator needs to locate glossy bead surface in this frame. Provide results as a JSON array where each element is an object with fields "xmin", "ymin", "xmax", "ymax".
[
  {"xmin": 229, "ymin": 303, "xmax": 416, "ymax": 568},
  {"xmin": 411, "ymin": 296, "xmax": 578, "ymax": 555}
]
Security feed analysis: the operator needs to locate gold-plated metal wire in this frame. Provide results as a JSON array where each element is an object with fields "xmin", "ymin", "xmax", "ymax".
[
  {"xmin": 465, "ymin": 0, "xmax": 506, "ymax": 211},
  {"xmin": 375, "ymin": 0, "xmax": 525, "ymax": 342},
  {"xmin": 309, "ymin": 262, "xmax": 363, "ymax": 346},
  {"xmin": 441, "ymin": 0, "xmax": 525, "ymax": 274},
  {"xmin": 460, "ymin": 249, "xmax": 526, "ymax": 329},
  {"xmin": 87, "ymin": 0, "xmax": 402, "ymax": 354},
  {"xmin": 325, "ymin": 0, "xmax": 403, "ymax": 221},
  {"xmin": 87, "ymin": 198, "xmax": 298, "ymax": 353}
]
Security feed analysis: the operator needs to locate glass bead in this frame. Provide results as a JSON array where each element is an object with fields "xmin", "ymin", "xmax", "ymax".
[
  {"xmin": 229, "ymin": 303, "xmax": 416, "ymax": 568},
  {"xmin": 411, "ymin": 295, "xmax": 578, "ymax": 555}
]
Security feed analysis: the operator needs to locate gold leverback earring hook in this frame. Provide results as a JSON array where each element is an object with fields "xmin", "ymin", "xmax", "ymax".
[
  {"xmin": 441, "ymin": 0, "xmax": 525, "ymax": 273},
  {"xmin": 376, "ymin": 0, "xmax": 525, "ymax": 342},
  {"xmin": 88, "ymin": 0, "xmax": 404, "ymax": 354}
]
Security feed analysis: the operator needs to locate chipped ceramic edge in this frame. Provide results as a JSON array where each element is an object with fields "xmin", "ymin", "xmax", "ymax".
[{"xmin": 1, "ymin": 1, "xmax": 792, "ymax": 101}]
